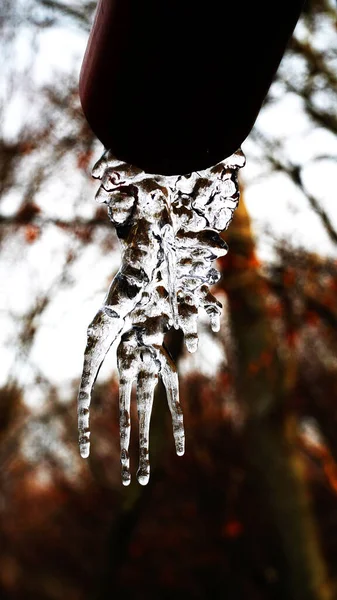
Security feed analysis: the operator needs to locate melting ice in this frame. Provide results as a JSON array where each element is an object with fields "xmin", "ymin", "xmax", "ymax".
[{"xmin": 78, "ymin": 149, "xmax": 245, "ymax": 485}]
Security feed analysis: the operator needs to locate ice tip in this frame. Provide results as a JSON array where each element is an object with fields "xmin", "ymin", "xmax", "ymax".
[
  {"xmin": 137, "ymin": 470, "xmax": 150, "ymax": 486},
  {"xmin": 79, "ymin": 432, "xmax": 90, "ymax": 458},
  {"xmin": 79, "ymin": 444, "xmax": 90, "ymax": 459},
  {"xmin": 211, "ymin": 320, "xmax": 220, "ymax": 333},
  {"xmin": 175, "ymin": 437, "xmax": 185, "ymax": 456},
  {"xmin": 186, "ymin": 336, "xmax": 198, "ymax": 353}
]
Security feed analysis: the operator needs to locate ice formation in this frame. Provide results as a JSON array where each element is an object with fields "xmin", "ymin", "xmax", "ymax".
[{"xmin": 78, "ymin": 149, "xmax": 245, "ymax": 485}]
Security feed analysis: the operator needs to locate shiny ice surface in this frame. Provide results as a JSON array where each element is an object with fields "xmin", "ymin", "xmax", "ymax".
[{"xmin": 78, "ymin": 148, "xmax": 245, "ymax": 484}]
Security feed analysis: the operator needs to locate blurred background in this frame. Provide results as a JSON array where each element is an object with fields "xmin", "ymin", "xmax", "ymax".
[{"xmin": 1, "ymin": 1, "xmax": 337, "ymax": 598}]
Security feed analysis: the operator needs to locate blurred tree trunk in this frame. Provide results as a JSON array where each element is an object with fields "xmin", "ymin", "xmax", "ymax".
[{"xmin": 221, "ymin": 192, "xmax": 333, "ymax": 600}]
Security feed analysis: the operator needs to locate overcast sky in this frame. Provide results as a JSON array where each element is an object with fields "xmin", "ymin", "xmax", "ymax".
[{"xmin": 1, "ymin": 6, "xmax": 336, "ymax": 401}]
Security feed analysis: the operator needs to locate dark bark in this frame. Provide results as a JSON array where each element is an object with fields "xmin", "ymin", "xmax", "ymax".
[{"xmin": 221, "ymin": 193, "xmax": 332, "ymax": 600}]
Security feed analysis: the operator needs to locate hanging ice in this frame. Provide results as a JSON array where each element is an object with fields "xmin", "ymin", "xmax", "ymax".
[{"xmin": 78, "ymin": 149, "xmax": 246, "ymax": 485}]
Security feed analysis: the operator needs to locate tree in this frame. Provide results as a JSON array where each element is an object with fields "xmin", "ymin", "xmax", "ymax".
[{"xmin": 0, "ymin": 1, "xmax": 337, "ymax": 599}]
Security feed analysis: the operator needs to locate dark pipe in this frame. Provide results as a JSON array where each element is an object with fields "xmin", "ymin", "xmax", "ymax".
[{"xmin": 80, "ymin": 0, "xmax": 304, "ymax": 175}]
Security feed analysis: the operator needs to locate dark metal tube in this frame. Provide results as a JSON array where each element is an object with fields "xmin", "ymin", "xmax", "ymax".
[{"xmin": 80, "ymin": 0, "xmax": 304, "ymax": 175}]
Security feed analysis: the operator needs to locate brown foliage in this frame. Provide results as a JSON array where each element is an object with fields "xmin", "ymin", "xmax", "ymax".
[{"xmin": 0, "ymin": 1, "xmax": 337, "ymax": 599}]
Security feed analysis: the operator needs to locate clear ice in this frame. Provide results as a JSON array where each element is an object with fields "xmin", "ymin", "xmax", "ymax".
[{"xmin": 78, "ymin": 148, "xmax": 246, "ymax": 485}]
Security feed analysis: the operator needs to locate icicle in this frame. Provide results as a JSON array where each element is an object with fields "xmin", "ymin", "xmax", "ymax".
[{"xmin": 78, "ymin": 148, "xmax": 245, "ymax": 484}]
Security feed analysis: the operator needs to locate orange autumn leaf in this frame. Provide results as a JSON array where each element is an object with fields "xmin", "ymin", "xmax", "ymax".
[
  {"xmin": 24, "ymin": 225, "xmax": 40, "ymax": 243},
  {"xmin": 283, "ymin": 268, "xmax": 296, "ymax": 287},
  {"xmin": 248, "ymin": 362, "xmax": 259, "ymax": 375},
  {"xmin": 19, "ymin": 141, "xmax": 36, "ymax": 155},
  {"xmin": 222, "ymin": 520, "xmax": 244, "ymax": 538},
  {"xmin": 305, "ymin": 311, "xmax": 319, "ymax": 326},
  {"xmin": 77, "ymin": 150, "xmax": 93, "ymax": 171}
]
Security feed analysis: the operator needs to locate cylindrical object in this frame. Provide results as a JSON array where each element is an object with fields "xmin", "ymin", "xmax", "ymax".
[{"xmin": 80, "ymin": 0, "xmax": 304, "ymax": 175}]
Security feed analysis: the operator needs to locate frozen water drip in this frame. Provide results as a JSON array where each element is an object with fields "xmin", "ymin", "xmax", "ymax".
[{"xmin": 78, "ymin": 149, "xmax": 245, "ymax": 484}]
